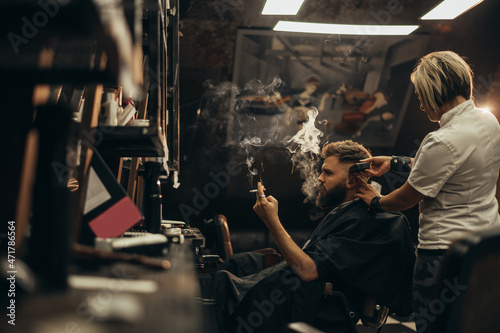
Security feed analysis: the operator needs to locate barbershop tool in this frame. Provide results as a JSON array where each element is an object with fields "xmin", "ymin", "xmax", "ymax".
[
  {"xmin": 349, "ymin": 162, "xmax": 370, "ymax": 174},
  {"xmin": 72, "ymin": 243, "xmax": 171, "ymax": 270}
]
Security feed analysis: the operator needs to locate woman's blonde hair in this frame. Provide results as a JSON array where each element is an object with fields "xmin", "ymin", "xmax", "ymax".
[{"xmin": 411, "ymin": 51, "xmax": 473, "ymax": 112}]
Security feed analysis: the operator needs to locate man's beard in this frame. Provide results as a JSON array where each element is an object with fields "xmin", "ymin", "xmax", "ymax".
[{"xmin": 315, "ymin": 179, "xmax": 348, "ymax": 209}]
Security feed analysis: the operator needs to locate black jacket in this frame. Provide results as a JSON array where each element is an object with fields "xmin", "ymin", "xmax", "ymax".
[{"xmin": 203, "ymin": 200, "xmax": 415, "ymax": 333}]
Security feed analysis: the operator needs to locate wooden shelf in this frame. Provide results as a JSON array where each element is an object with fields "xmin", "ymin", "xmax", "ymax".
[
  {"xmin": 0, "ymin": 0, "xmax": 140, "ymax": 90},
  {"xmin": 1, "ymin": 2, "xmax": 194, "ymax": 331},
  {"xmin": 93, "ymin": 126, "xmax": 165, "ymax": 157}
]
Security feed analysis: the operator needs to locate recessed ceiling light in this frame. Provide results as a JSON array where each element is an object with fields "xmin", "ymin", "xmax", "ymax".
[
  {"xmin": 262, "ymin": 0, "xmax": 305, "ymax": 15},
  {"xmin": 421, "ymin": 0, "xmax": 484, "ymax": 20},
  {"xmin": 273, "ymin": 21, "xmax": 419, "ymax": 36}
]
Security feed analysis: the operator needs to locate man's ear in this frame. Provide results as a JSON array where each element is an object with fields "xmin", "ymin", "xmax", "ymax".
[{"xmin": 346, "ymin": 175, "xmax": 357, "ymax": 189}]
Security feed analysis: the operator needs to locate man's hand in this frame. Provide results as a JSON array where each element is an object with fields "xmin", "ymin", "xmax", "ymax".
[
  {"xmin": 253, "ymin": 182, "xmax": 279, "ymax": 229},
  {"xmin": 360, "ymin": 156, "xmax": 392, "ymax": 177},
  {"xmin": 252, "ymin": 182, "xmax": 319, "ymax": 281}
]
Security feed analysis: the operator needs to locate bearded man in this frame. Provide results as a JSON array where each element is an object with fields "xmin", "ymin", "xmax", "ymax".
[{"xmin": 201, "ymin": 140, "xmax": 415, "ymax": 333}]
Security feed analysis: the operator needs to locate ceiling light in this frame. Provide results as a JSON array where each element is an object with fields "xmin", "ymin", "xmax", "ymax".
[
  {"xmin": 273, "ymin": 21, "xmax": 419, "ymax": 36},
  {"xmin": 262, "ymin": 0, "xmax": 305, "ymax": 15},
  {"xmin": 421, "ymin": 0, "xmax": 484, "ymax": 20}
]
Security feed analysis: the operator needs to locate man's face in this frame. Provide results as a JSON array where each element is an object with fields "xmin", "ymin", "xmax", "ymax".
[{"xmin": 316, "ymin": 156, "xmax": 349, "ymax": 208}]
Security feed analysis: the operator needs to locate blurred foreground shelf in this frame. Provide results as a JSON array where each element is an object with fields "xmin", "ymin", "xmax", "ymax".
[
  {"xmin": 94, "ymin": 126, "xmax": 165, "ymax": 157},
  {"xmin": 0, "ymin": 0, "xmax": 141, "ymax": 91}
]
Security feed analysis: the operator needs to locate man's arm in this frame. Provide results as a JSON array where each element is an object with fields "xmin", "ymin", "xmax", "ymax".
[{"xmin": 253, "ymin": 182, "xmax": 318, "ymax": 282}]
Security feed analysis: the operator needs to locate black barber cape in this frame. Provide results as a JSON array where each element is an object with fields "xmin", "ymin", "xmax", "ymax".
[{"xmin": 200, "ymin": 200, "xmax": 415, "ymax": 333}]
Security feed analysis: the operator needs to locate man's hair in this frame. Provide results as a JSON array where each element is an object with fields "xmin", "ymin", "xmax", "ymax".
[
  {"xmin": 321, "ymin": 140, "xmax": 371, "ymax": 164},
  {"xmin": 410, "ymin": 51, "xmax": 473, "ymax": 113}
]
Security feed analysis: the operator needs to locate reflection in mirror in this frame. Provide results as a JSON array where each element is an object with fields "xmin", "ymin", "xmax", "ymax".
[{"xmin": 231, "ymin": 29, "xmax": 429, "ymax": 149}]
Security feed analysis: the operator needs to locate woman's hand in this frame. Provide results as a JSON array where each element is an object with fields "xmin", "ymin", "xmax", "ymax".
[
  {"xmin": 360, "ymin": 156, "xmax": 392, "ymax": 177},
  {"xmin": 253, "ymin": 182, "xmax": 280, "ymax": 229},
  {"xmin": 355, "ymin": 176, "xmax": 382, "ymax": 206}
]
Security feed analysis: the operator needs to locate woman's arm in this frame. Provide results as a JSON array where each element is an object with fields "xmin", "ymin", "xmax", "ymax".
[
  {"xmin": 379, "ymin": 181, "xmax": 424, "ymax": 212},
  {"xmin": 361, "ymin": 156, "xmax": 415, "ymax": 178},
  {"xmin": 355, "ymin": 178, "xmax": 424, "ymax": 212}
]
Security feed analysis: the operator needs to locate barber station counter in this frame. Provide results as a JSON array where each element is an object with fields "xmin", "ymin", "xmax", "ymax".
[{"xmin": 1, "ymin": 237, "xmax": 204, "ymax": 333}]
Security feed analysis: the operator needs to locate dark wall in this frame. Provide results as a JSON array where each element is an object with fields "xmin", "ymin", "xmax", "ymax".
[
  {"xmin": 163, "ymin": 0, "xmax": 500, "ymax": 248},
  {"xmin": 396, "ymin": 0, "xmax": 500, "ymax": 156}
]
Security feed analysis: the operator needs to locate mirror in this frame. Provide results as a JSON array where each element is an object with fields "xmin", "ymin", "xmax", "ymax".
[{"xmin": 230, "ymin": 29, "xmax": 429, "ymax": 148}]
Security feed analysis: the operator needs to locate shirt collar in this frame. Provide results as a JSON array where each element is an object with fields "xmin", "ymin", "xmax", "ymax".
[{"xmin": 439, "ymin": 99, "xmax": 474, "ymax": 127}]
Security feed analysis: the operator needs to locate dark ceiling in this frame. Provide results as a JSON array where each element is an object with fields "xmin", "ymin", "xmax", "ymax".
[
  {"xmin": 183, "ymin": 0, "xmax": 444, "ymax": 27},
  {"xmin": 178, "ymin": 0, "xmax": 500, "ymax": 95},
  {"xmin": 178, "ymin": 0, "xmax": 461, "ymax": 74}
]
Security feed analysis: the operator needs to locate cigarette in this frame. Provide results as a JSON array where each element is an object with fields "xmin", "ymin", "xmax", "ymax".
[{"xmin": 249, "ymin": 189, "xmax": 258, "ymax": 192}]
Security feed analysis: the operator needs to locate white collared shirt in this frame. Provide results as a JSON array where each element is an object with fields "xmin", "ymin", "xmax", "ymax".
[{"xmin": 408, "ymin": 100, "xmax": 500, "ymax": 249}]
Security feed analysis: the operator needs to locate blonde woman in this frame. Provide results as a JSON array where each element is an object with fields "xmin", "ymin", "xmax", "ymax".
[{"xmin": 355, "ymin": 51, "xmax": 500, "ymax": 333}]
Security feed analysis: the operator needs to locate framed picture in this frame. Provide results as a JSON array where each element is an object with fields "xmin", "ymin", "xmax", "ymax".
[{"xmin": 230, "ymin": 29, "xmax": 429, "ymax": 148}]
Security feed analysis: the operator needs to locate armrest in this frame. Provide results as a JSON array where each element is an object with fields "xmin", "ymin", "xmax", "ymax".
[
  {"xmin": 252, "ymin": 248, "xmax": 282, "ymax": 267},
  {"xmin": 263, "ymin": 253, "xmax": 282, "ymax": 267},
  {"xmin": 252, "ymin": 247, "xmax": 278, "ymax": 255}
]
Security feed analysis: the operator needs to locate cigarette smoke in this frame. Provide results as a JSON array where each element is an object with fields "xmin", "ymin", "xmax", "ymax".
[
  {"xmin": 238, "ymin": 137, "xmax": 264, "ymax": 187},
  {"xmin": 287, "ymin": 107, "xmax": 324, "ymax": 202},
  {"xmin": 203, "ymin": 76, "xmax": 289, "ymax": 188},
  {"xmin": 201, "ymin": 77, "xmax": 326, "ymax": 198}
]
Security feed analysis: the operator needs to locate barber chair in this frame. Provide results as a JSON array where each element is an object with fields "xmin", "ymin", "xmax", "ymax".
[
  {"xmin": 203, "ymin": 214, "xmax": 234, "ymax": 259},
  {"xmin": 428, "ymin": 225, "xmax": 500, "ymax": 333},
  {"xmin": 200, "ymin": 214, "xmax": 282, "ymax": 272},
  {"xmin": 317, "ymin": 282, "xmax": 389, "ymax": 333},
  {"xmin": 284, "ymin": 285, "xmax": 389, "ymax": 333},
  {"xmin": 359, "ymin": 298, "xmax": 390, "ymax": 330}
]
